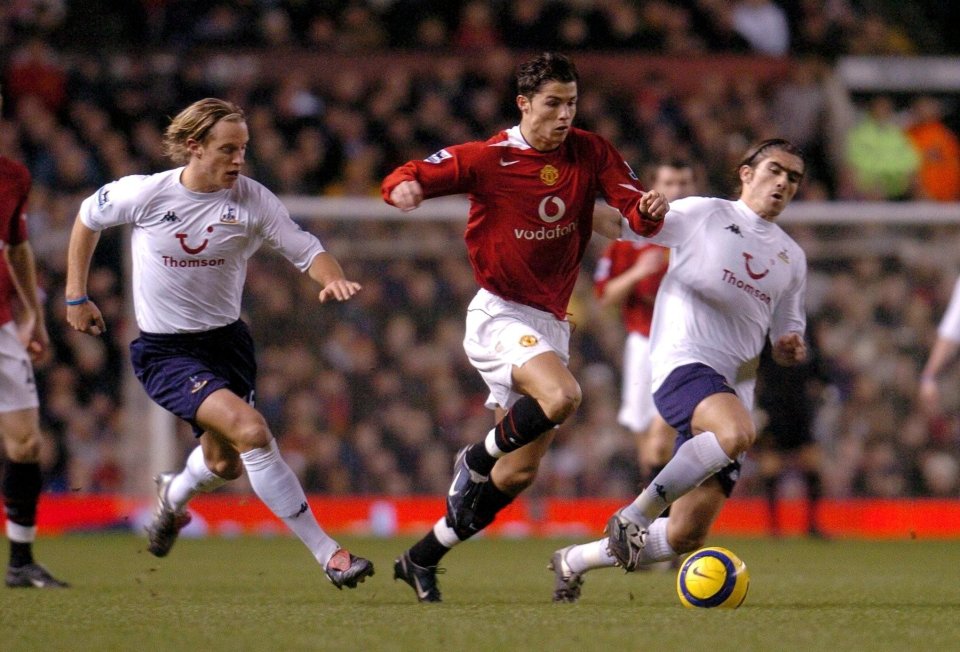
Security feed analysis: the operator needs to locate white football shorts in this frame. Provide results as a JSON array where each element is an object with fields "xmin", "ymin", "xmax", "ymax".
[
  {"xmin": 0, "ymin": 321, "xmax": 39, "ymax": 411},
  {"xmin": 618, "ymin": 331, "xmax": 659, "ymax": 433},
  {"xmin": 463, "ymin": 288, "xmax": 570, "ymax": 410}
]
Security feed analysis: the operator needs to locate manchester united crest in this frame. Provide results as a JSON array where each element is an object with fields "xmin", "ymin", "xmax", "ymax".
[{"xmin": 540, "ymin": 165, "xmax": 559, "ymax": 186}]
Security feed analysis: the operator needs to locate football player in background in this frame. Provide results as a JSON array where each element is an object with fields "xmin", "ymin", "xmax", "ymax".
[
  {"xmin": 65, "ymin": 98, "xmax": 374, "ymax": 590},
  {"xmin": 383, "ymin": 52, "xmax": 667, "ymax": 602},
  {"xmin": 0, "ymin": 83, "xmax": 68, "ymax": 588}
]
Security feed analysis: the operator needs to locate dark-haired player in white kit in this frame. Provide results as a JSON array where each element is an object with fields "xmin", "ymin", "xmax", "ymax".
[
  {"xmin": 550, "ymin": 139, "xmax": 808, "ymax": 602},
  {"xmin": 382, "ymin": 52, "xmax": 668, "ymax": 602},
  {"xmin": 65, "ymin": 98, "xmax": 373, "ymax": 590},
  {"xmin": 0, "ymin": 81, "xmax": 68, "ymax": 588}
]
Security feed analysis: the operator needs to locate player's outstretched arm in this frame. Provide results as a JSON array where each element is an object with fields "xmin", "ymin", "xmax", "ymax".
[
  {"xmin": 772, "ymin": 332, "xmax": 806, "ymax": 366},
  {"xmin": 308, "ymin": 252, "xmax": 362, "ymax": 303},
  {"xmin": 65, "ymin": 216, "xmax": 106, "ymax": 336}
]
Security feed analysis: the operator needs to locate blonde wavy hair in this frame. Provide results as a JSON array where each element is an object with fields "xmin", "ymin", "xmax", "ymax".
[{"xmin": 162, "ymin": 98, "xmax": 246, "ymax": 165}]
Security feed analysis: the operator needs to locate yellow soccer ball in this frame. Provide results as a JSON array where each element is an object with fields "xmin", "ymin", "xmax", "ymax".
[{"xmin": 676, "ymin": 546, "xmax": 750, "ymax": 609}]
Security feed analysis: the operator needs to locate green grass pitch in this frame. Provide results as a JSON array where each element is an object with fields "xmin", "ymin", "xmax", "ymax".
[{"xmin": 2, "ymin": 534, "xmax": 959, "ymax": 651}]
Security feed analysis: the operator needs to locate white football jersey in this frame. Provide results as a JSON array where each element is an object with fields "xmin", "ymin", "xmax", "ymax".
[
  {"xmin": 622, "ymin": 197, "xmax": 807, "ymax": 397},
  {"xmin": 79, "ymin": 169, "xmax": 324, "ymax": 333}
]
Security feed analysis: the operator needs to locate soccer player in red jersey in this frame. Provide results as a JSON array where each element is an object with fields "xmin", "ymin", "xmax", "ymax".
[
  {"xmin": 594, "ymin": 161, "xmax": 697, "ymax": 492},
  {"xmin": 0, "ymin": 85, "xmax": 68, "ymax": 588},
  {"xmin": 382, "ymin": 52, "xmax": 667, "ymax": 602}
]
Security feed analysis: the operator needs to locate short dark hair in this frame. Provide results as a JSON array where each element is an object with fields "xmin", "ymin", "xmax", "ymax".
[
  {"xmin": 737, "ymin": 138, "xmax": 804, "ymax": 172},
  {"xmin": 734, "ymin": 138, "xmax": 805, "ymax": 195},
  {"xmin": 516, "ymin": 52, "xmax": 579, "ymax": 98}
]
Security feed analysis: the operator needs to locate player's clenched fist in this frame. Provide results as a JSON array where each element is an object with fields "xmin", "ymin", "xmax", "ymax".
[
  {"xmin": 772, "ymin": 332, "xmax": 806, "ymax": 366},
  {"xmin": 638, "ymin": 190, "xmax": 668, "ymax": 221},
  {"xmin": 66, "ymin": 300, "xmax": 106, "ymax": 337},
  {"xmin": 389, "ymin": 180, "xmax": 424, "ymax": 212}
]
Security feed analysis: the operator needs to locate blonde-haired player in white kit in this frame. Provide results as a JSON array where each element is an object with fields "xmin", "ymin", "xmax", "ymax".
[
  {"xmin": 551, "ymin": 139, "xmax": 808, "ymax": 602},
  {"xmin": 65, "ymin": 98, "xmax": 374, "ymax": 590}
]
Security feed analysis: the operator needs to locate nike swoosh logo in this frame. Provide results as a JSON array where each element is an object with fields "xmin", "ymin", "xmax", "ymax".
[
  {"xmin": 691, "ymin": 567, "xmax": 712, "ymax": 579},
  {"xmin": 499, "ymin": 158, "xmax": 519, "ymax": 166},
  {"xmin": 413, "ymin": 574, "xmax": 430, "ymax": 600},
  {"xmin": 449, "ymin": 470, "xmax": 462, "ymax": 496}
]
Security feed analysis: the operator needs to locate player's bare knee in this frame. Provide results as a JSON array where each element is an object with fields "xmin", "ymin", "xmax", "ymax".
[
  {"xmin": 5, "ymin": 436, "xmax": 39, "ymax": 463},
  {"xmin": 714, "ymin": 425, "xmax": 755, "ymax": 458},
  {"xmin": 540, "ymin": 383, "xmax": 581, "ymax": 423},
  {"xmin": 231, "ymin": 417, "xmax": 272, "ymax": 451}
]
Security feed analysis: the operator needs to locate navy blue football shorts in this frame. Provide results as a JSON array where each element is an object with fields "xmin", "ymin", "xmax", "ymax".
[
  {"xmin": 654, "ymin": 362, "xmax": 743, "ymax": 497},
  {"xmin": 130, "ymin": 320, "xmax": 256, "ymax": 437}
]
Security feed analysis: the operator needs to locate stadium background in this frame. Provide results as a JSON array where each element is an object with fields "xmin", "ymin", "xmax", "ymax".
[{"xmin": 2, "ymin": 0, "xmax": 960, "ymax": 538}]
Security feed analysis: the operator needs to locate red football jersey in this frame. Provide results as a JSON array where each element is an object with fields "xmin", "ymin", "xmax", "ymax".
[
  {"xmin": 0, "ymin": 156, "xmax": 31, "ymax": 326},
  {"xmin": 382, "ymin": 126, "xmax": 658, "ymax": 319},
  {"xmin": 594, "ymin": 240, "xmax": 668, "ymax": 336}
]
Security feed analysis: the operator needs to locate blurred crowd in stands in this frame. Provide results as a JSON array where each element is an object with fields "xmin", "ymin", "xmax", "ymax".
[{"xmin": 1, "ymin": 0, "xmax": 960, "ymax": 501}]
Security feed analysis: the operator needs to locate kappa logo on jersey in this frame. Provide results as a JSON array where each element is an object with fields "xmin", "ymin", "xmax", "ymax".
[
  {"xmin": 540, "ymin": 165, "xmax": 559, "ymax": 186},
  {"xmin": 424, "ymin": 149, "xmax": 452, "ymax": 164},
  {"xmin": 778, "ymin": 249, "xmax": 790, "ymax": 264},
  {"xmin": 161, "ymin": 211, "xmax": 180, "ymax": 223},
  {"xmin": 742, "ymin": 252, "xmax": 770, "ymax": 280},
  {"xmin": 220, "ymin": 206, "xmax": 238, "ymax": 224},
  {"xmin": 96, "ymin": 186, "xmax": 110, "ymax": 208},
  {"xmin": 176, "ymin": 226, "xmax": 215, "ymax": 254},
  {"xmin": 725, "ymin": 224, "xmax": 743, "ymax": 237}
]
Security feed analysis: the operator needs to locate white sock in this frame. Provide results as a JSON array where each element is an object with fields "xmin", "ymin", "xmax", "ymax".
[
  {"xmin": 240, "ymin": 440, "xmax": 339, "ymax": 566},
  {"xmin": 433, "ymin": 518, "xmax": 462, "ymax": 549},
  {"xmin": 638, "ymin": 517, "xmax": 676, "ymax": 563},
  {"xmin": 622, "ymin": 432, "xmax": 732, "ymax": 526},
  {"xmin": 167, "ymin": 446, "xmax": 228, "ymax": 510},
  {"xmin": 565, "ymin": 539, "xmax": 618, "ymax": 574}
]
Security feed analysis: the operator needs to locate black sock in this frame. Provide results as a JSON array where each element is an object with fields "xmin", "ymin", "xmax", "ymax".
[
  {"xmin": 465, "ymin": 397, "xmax": 556, "ymax": 475},
  {"xmin": 9, "ymin": 541, "xmax": 33, "ymax": 568},
  {"xmin": 470, "ymin": 481, "xmax": 514, "ymax": 529},
  {"xmin": 408, "ymin": 531, "xmax": 450, "ymax": 568},
  {"xmin": 3, "ymin": 461, "xmax": 41, "ymax": 568}
]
